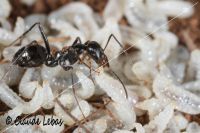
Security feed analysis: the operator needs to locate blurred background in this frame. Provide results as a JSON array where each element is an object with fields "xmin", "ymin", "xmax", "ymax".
[{"xmin": 8, "ymin": 0, "xmax": 200, "ymax": 51}]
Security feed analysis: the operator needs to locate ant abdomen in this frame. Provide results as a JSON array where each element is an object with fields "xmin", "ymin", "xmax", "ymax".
[{"xmin": 13, "ymin": 41, "xmax": 47, "ymax": 67}]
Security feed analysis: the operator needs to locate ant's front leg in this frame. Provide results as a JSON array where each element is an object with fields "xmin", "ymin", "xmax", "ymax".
[
  {"xmin": 45, "ymin": 51, "xmax": 63, "ymax": 67},
  {"xmin": 72, "ymin": 37, "xmax": 82, "ymax": 46},
  {"xmin": 10, "ymin": 22, "xmax": 51, "ymax": 55},
  {"xmin": 59, "ymin": 59, "xmax": 73, "ymax": 71}
]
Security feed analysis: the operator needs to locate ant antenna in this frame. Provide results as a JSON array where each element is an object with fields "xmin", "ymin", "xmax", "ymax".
[{"xmin": 70, "ymin": 71, "xmax": 86, "ymax": 120}]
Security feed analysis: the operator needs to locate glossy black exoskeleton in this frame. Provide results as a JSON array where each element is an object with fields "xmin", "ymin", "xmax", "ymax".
[{"xmin": 11, "ymin": 22, "xmax": 128, "ymax": 98}]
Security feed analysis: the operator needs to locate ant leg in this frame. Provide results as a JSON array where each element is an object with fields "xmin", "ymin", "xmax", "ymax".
[
  {"xmin": 38, "ymin": 24, "xmax": 51, "ymax": 55},
  {"xmin": 72, "ymin": 37, "xmax": 82, "ymax": 46},
  {"xmin": 103, "ymin": 34, "xmax": 128, "ymax": 56},
  {"xmin": 103, "ymin": 34, "xmax": 124, "ymax": 51},
  {"xmin": 102, "ymin": 34, "xmax": 128, "ymax": 99},
  {"xmin": 37, "ymin": 36, "xmax": 70, "ymax": 45},
  {"xmin": 79, "ymin": 58, "xmax": 96, "ymax": 85},
  {"xmin": 9, "ymin": 22, "xmax": 51, "ymax": 55},
  {"xmin": 110, "ymin": 69, "xmax": 128, "ymax": 99},
  {"xmin": 78, "ymin": 58, "xmax": 99, "ymax": 74},
  {"xmin": 88, "ymin": 59, "xmax": 96, "ymax": 85},
  {"xmin": 70, "ymin": 71, "xmax": 87, "ymax": 120},
  {"xmin": 9, "ymin": 22, "xmax": 40, "ymax": 46}
]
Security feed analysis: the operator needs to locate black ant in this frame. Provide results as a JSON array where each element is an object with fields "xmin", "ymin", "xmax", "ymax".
[
  {"xmin": 2, "ymin": 22, "xmax": 128, "ymax": 120},
  {"xmin": 10, "ymin": 22, "xmax": 128, "ymax": 96}
]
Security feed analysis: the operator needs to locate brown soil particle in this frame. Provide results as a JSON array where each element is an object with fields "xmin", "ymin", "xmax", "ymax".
[{"xmin": 169, "ymin": 0, "xmax": 200, "ymax": 49}]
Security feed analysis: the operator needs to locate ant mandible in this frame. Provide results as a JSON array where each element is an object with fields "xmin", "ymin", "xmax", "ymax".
[{"xmin": 11, "ymin": 22, "xmax": 128, "ymax": 98}]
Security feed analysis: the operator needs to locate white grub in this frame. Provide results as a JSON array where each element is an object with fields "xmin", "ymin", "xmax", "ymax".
[
  {"xmin": 25, "ymin": 14, "xmax": 48, "ymax": 37},
  {"xmin": 36, "ymin": 115, "xmax": 64, "ymax": 133},
  {"xmin": 153, "ymin": 31, "xmax": 178, "ymax": 63},
  {"xmin": 153, "ymin": 31, "xmax": 178, "ymax": 50},
  {"xmin": 95, "ymin": 72, "xmax": 135, "ymax": 129},
  {"xmin": 0, "ymin": 63, "xmax": 24, "ymax": 86},
  {"xmin": 0, "ymin": 0, "xmax": 11, "ymax": 18},
  {"xmin": 136, "ymin": 98, "xmax": 167, "ymax": 120},
  {"xmin": 186, "ymin": 122, "xmax": 200, "ymax": 133},
  {"xmin": 21, "ymin": 0, "xmax": 37, "ymax": 6},
  {"xmin": 166, "ymin": 46, "xmax": 189, "ymax": 83},
  {"xmin": 156, "ymin": 1, "xmax": 194, "ymax": 18},
  {"xmin": 41, "ymin": 81, "xmax": 54, "ymax": 109},
  {"xmin": 41, "ymin": 65, "xmax": 62, "ymax": 81},
  {"xmin": 0, "ymin": 82, "xmax": 24, "ymax": 108},
  {"xmin": 164, "ymin": 119, "xmax": 179, "ymax": 133},
  {"xmin": 0, "ymin": 17, "xmax": 11, "ymax": 30},
  {"xmin": 126, "ymin": 85, "xmax": 152, "ymax": 100},
  {"xmin": 48, "ymin": 2, "xmax": 98, "ymax": 39},
  {"xmin": 132, "ymin": 123, "xmax": 145, "ymax": 133},
  {"xmin": 73, "ymin": 118, "xmax": 107, "ymax": 133},
  {"xmin": 0, "ymin": 28, "xmax": 16, "ymax": 46},
  {"xmin": 4, "ymin": 124, "xmax": 43, "ymax": 133},
  {"xmin": 0, "ymin": 17, "xmax": 25, "ymax": 46},
  {"xmin": 14, "ymin": 17, "xmax": 26, "ymax": 37},
  {"xmin": 159, "ymin": 63, "xmax": 175, "ymax": 81},
  {"xmin": 135, "ymin": 39, "xmax": 157, "ymax": 65},
  {"xmin": 120, "ymin": 25, "xmax": 146, "ymax": 44},
  {"xmin": 144, "ymin": 104, "xmax": 174, "ymax": 133},
  {"xmin": 58, "ymin": 93, "xmax": 75, "ymax": 109},
  {"xmin": 19, "ymin": 81, "xmax": 54, "ymax": 112},
  {"xmin": 19, "ymin": 68, "xmax": 41, "ymax": 99},
  {"xmin": 92, "ymin": 19, "xmax": 122, "ymax": 60},
  {"xmin": 103, "ymin": 0, "xmax": 125, "ymax": 22},
  {"xmin": 41, "ymin": 65, "xmax": 72, "ymax": 93},
  {"xmin": 123, "ymin": 57, "xmax": 138, "ymax": 83},
  {"xmin": 48, "ymin": 19, "xmax": 85, "ymax": 46},
  {"xmin": 0, "ymin": 105, "xmax": 23, "ymax": 127},
  {"xmin": 54, "ymin": 102, "xmax": 75, "ymax": 126},
  {"xmin": 174, "ymin": 113, "xmax": 188, "ymax": 130},
  {"xmin": 182, "ymin": 81, "xmax": 200, "ymax": 92},
  {"xmin": 112, "ymin": 130, "xmax": 133, "ymax": 133},
  {"xmin": 95, "ymin": 72, "xmax": 127, "ymax": 104},
  {"xmin": 153, "ymin": 74, "xmax": 200, "ymax": 114},
  {"xmin": 124, "ymin": 0, "xmax": 168, "ymax": 33},
  {"xmin": 3, "ymin": 46, "xmax": 20, "ymax": 61},
  {"xmin": 54, "ymin": 99, "xmax": 91, "ymax": 125},
  {"xmin": 125, "ymin": 89, "xmax": 138, "ymax": 107},
  {"xmin": 93, "ymin": 118, "xmax": 108, "ymax": 133},
  {"xmin": 132, "ymin": 61, "xmax": 157, "ymax": 82},
  {"xmin": 190, "ymin": 50, "xmax": 200, "ymax": 80},
  {"xmin": 25, "ymin": 14, "xmax": 47, "ymax": 26},
  {"xmin": 22, "ymin": 84, "xmax": 44, "ymax": 114},
  {"xmin": 114, "ymin": 123, "xmax": 145, "ymax": 133},
  {"xmin": 75, "ymin": 70, "xmax": 95, "ymax": 99},
  {"xmin": 107, "ymin": 101, "xmax": 135, "ymax": 129},
  {"xmin": 71, "ymin": 100, "xmax": 91, "ymax": 120}
]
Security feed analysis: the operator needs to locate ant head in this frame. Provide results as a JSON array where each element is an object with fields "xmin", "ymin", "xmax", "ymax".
[
  {"xmin": 12, "ymin": 43, "xmax": 47, "ymax": 67},
  {"xmin": 86, "ymin": 41, "xmax": 109, "ymax": 68}
]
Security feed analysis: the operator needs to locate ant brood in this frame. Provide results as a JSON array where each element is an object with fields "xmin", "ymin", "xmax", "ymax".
[{"xmin": 11, "ymin": 22, "xmax": 128, "ymax": 98}]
